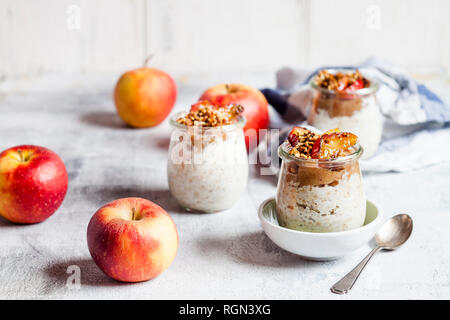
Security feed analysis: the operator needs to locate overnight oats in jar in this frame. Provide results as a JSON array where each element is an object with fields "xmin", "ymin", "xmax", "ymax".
[
  {"xmin": 167, "ymin": 101, "xmax": 248, "ymax": 212},
  {"xmin": 276, "ymin": 127, "xmax": 365, "ymax": 232},
  {"xmin": 308, "ymin": 69, "xmax": 382, "ymax": 158}
]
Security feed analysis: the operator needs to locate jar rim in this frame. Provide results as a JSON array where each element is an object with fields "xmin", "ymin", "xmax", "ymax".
[
  {"xmin": 169, "ymin": 111, "xmax": 246, "ymax": 131},
  {"xmin": 309, "ymin": 68, "xmax": 379, "ymax": 97},
  {"xmin": 278, "ymin": 141, "xmax": 363, "ymax": 165}
]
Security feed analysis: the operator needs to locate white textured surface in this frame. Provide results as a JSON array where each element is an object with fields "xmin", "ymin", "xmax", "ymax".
[{"xmin": 0, "ymin": 73, "xmax": 449, "ymax": 300}]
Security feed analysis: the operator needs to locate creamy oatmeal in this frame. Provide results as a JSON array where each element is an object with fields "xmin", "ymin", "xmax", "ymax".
[{"xmin": 167, "ymin": 102, "xmax": 248, "ymax": 212}]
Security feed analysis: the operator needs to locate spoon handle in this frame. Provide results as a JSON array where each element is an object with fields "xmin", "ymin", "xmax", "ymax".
[{"xmin": 331, "ymin": 246, "xmax": 381, "ymax": 294}]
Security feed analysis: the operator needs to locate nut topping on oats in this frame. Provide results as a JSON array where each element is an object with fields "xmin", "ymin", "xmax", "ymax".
[
  {"xmin": 287, "ymin": 127, "xmax": 319, "ymax": 159},
  {"xmin": 287, "ymin": 127, "xmax": 358, "ymax": 160},
  {"xmin": 314, "ymin": 70, "xmax": 370, "ymax": 92},
  {"xmin": 176, "ymin": 100, "xmax": 244, "ymax": 127}
]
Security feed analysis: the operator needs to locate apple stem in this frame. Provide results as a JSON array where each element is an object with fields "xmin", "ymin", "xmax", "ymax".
[
  {"xmin": 17, "ymin": 149, "xmax": 23, "ymax": 162},
  {"xmin": 225, "ymin": 84, "xmax": 230, "ymax": 94},
  {"xmin": 143, "ymin": 54, "xmax": 154, "ymax": 68},
  {"xmin": 132, "ymin": 207, "xmax": 136, "ymax": 221}
]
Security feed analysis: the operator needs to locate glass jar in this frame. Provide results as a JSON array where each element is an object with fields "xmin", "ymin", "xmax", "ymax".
[
  {"xmin": 307, "ymin": 69, "xmax": 382, "ymax": 159},
  {"xmin": 276, "ymin": 141, "xmax": 365, "ymax": 232},
  {"xmin": 167, "ymin": 112, "xmax": 248, "ymax": 213}
]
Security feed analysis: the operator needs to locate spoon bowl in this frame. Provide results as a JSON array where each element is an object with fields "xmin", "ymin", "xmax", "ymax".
[{"xmin": 375, "ymin": 214, "xmax": 413, "ymax": 250}]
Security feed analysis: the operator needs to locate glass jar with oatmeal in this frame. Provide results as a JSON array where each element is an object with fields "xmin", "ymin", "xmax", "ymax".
[
  {"xmin": 276, "ymin": 127, "xmax": 366, "ymax": 232},
  {"xmin": 308, "ymin": 69, "xmax": 382, "ymax": 159},
  {"xmin": 167, "ymin": 102, "xmax": 248, "ymax": 212}
]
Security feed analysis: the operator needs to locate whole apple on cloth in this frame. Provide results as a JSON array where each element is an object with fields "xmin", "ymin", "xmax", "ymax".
[
  {"xmin": 0, "ymin": 145, "xmax": 68, "ymax": 224},
  {"xmin": 114, "ymin": 58, "xmax": 177, "ymax": 128},
  {"xmin": 87, "ymin": 197, "xmax": 178, "ymax": 282},
  {"xmin": 199, "ymin": 84, "xmax": 269, "ymax": 149}
]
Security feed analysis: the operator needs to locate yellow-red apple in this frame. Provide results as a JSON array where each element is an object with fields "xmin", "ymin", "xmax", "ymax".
[
  {"xmin": 87, "ymin": 197, "xmax": 178, "ymax": 282},
  {"xmin": 114, "ymin": 67, "xmax": 177, "ymax": 128},
  {"xmin": 0, "ymin": 145, "xmax": 68, "ymax": 224},
  {"xmin": 199, "ymin": 84, "xmax": 270, "ymax": 149}
]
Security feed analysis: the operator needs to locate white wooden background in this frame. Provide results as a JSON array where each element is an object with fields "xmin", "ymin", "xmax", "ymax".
[{"xmin": 1, "ymin": 0, "xmax": 449, "ymax": 79}]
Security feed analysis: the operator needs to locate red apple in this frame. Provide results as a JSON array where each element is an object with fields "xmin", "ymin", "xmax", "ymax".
[
  {"xmin": 114, "ymin": 67, "xmax": 177, "ymax": 128},
  {"xmin": 0, "ymin": 145, "xmax": 68, "ymax": 224},
  {"xmin": 87, "ymin": 197, "xmax": 178, "ymax": 282},
  {"xmin": 199, "ymin": 84, "xmax": 270, "ymax": 149}
]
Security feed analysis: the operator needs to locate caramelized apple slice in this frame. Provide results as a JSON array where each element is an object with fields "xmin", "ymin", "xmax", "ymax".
[
  {"xmin": 348, "ymin": 78, "xmax": 364, "ymax": 91},
  {"xmin": 311, "ymin": 132, "xmax": 358, "ymax": 159},
  {"xmin": 323, "ymin": 128, "xmax": 341, "ymax": 135},
  {"xmin": 310, "ymin": 138, "xmax": 321, "ymax": 158},
  {"xmin": 337, "ymin": 73, "xmax": 365, "ymax": 92}
]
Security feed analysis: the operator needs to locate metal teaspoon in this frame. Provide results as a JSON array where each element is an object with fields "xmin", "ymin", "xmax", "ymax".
[{"xmin": 331, "ymin": 214, "xmax": 413, "ymax": 294}]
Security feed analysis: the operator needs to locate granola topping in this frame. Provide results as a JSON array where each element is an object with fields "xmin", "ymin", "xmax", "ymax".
[
  {"xmin": 314, "ymin": 69, "xmax": 370, "ymax": 92},
  {"xmin": 287, "ymin": 127, "xmax": 358, "ymax": 160},
  {"xmin": 287, "ymin": 127, "xmax": 319, "ymax": 159},
  {"xmin": 176, "ymin": 101, "xmax": 244, "ymax": 127}
]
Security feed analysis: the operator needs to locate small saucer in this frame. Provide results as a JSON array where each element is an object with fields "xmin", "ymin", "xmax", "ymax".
[{"xmin": 258, "ymin": 198, "xmax": 383, "ymax": 261}]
